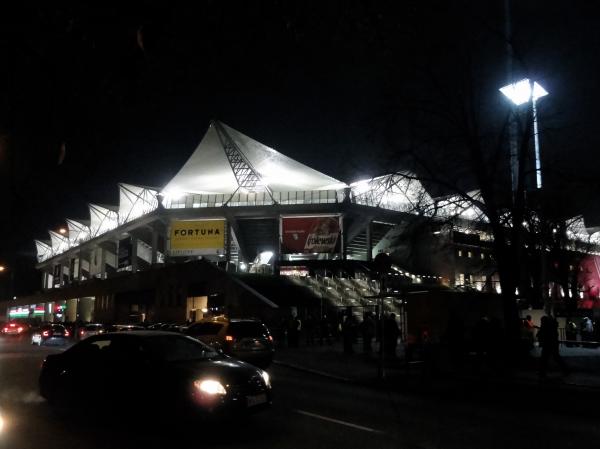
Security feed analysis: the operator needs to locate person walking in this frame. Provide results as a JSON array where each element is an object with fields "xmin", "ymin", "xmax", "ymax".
[
  {"xmin": 565, "ymin": 319, "xmax": 578, "ymax": 347},
  {"xmin": 304, "ymin": 314, "xmax": 316, "ymax": 346},
  {"xmin": 342, "ymin": 311, "xmax": 357, "ymax": 355},
  {"xmin": 538, "ymin": 315, "xmax": 569, "ymax": 379},
  {"xmin": 383, "ymin": 313, "xmax": 400, "ymax": 357},
  {"xmin": 319, "ymin": 314, "xmax": 331, "ymax": 345},
  {"xmin": 361, "ymin": 312, "xmax": 376, "ymax": 353},
  {"xmin": 582, "ymin": 317, "xmax": 594, "ymax": 347},
  {"xmin": 287, "ymin": 314, "xmax": 301, "ymax": 348}
]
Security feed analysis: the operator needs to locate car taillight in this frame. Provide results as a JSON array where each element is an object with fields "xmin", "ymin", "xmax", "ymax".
[
  {"xmin": 9, "ymin": 323, "xmax": 16, "ymax": 327},
  {"xmin": 2, "ymin": 328, "xmax": 7, "ymax": 333},
  {"xmin": 64, "ymin": 330, "xmax": 70, "ymax": 337},
  {"xmin": 42, "ymin": 331, "xmax": 49, "ymax": 337},
  {"xmin": 225, "ymin": 335, "xmax": 234, "ymax": 342},
  {"xmin": 17, "ymin": 327, "xmax": 23, "ymax": 333},
  {"xmin": 268, "ymin": 335, "xmax": 273, "ymax": 342},
  {"xmin": 80, "ymin": 330, "xmax": 85, "ymax": 335}
]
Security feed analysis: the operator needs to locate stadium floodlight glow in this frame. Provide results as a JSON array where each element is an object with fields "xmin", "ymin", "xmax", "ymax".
[
  {"xmin": 499, "ymin": 78, "xmax": 548, "ymax": 106},
  {"xmin": 499, "ymin": 78, "xmax": 548, "ymax": 189}
]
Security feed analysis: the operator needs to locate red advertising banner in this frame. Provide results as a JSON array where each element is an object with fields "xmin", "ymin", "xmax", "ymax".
[
  {"xmin": 578, "ymin": 255, "xmax": 600, "ymax": 309},
  {"xmin": 281, "ymin": 216, "xmax": 341, "ymax": 254}
]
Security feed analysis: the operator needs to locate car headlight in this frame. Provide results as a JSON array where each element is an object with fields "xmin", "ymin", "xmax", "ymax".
[
  {"xmin": 193, "ymin": 379, "xmax": 227, "ymax": 395},
  {"xmin": 261, "ymin": 370, "xmax": 271, "ymax": 388}
]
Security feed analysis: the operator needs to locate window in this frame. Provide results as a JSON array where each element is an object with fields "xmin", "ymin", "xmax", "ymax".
[
  {"xmin": 188, "ymin": 322, "xmax": 224, "ymax": 335},
  {"xmin": 467, "ymin": 251, "xmax": 473, "ymax": 258},
  {"xmin": 457, "ymin": 250, "xmax": 463, "ymax": 257},
  {"xmin": 480, "ymin": 253, "xmax": 485, "ymax": 260},
  {"xmin": 228, "ymin": 322, "xmax": 269, "ymax": 339},
  {"xmin": 146, "ymin": 335, "xmax": 218, "ymax": 362}
]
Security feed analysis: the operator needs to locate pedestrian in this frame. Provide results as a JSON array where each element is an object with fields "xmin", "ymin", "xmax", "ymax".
[
  {"xmin": 565, "ymin": 319, "xmax": 578, "ymax": 347},
  {"xmin": 342, "ymin": 312, "xmax": 357, "ymax": 355},
  {"xmin": 537, "ymin": 315, "xmax": 569, "ymax": 379},
  {"xmin": 581, "ymin": 317, "xmax": 594, "ymax": 347},
  {"xmin": 521, "ymin": 317, "xmax": 535, "ymax": 352},
  {"xmin": 304, "ymin": 314, "xmax": 316, "ymax": 346},
  {"xmin": 287, "ymin": 314, "xmax": 301, "ymax": 348},
  {"xmin": 361, "ymin": 312, "xmax": 376, "ymax": 353},
  {"xmin": 383, "ymin": 313, "xmax": 400, "ymax": 357}
]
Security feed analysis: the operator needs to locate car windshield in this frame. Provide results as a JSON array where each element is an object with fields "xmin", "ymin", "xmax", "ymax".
[
  {"xmin": 189, "ymin": 322, "xmax": 224, "ymax": 335},
  {"xmin": 145, "ymin": 335, "xmax": 220, "ymax": 362},
  {"xmin": 228, "ymin": 321, "xmax": 269, "ymax": 338}
]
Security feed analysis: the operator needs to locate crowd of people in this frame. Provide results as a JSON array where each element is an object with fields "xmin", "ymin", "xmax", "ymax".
[{"xmin": 275, "ymin": 310, "xmax": 404, "ymax": 356}]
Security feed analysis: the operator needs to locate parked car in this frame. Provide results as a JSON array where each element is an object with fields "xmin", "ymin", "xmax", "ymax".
[
  {"xmin": 2, "ymin": 322, "xmax": 29, "ymax": 336},
  {"xmin": 101, "ymin": 324, "xmax": 146, "ymax": 333},
  {"xmin": 78, "ymin": 323, "xmax": 105, "ymax": 340},
  {"xmin": 39, "ymin": 331, "xmax": 272, "ymax": 416},
  {"xmin": 185, "ymin": 318, "xmax": 274, "ymax": 368},
  {"xmin": 31, "ymin": 324, "xmax": 70, "ymax": 345}
]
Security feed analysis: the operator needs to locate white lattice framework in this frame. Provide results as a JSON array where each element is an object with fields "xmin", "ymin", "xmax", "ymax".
[
  {"xmin": 566, "ymin": 216, "xmax": 600, "ymax": 244},
  {"xmin": 35, "ymin": 240, "xmax": 53, "ymax": 262},
  {"xmin": 66, "ymin": 219, "xmax": 91, "ymax": 246},
  {"xmin": 162, "ymin": 121, "xmax": 346, "ymax": 204},
  {"xmin": 49, "ymin": 231, "xmax": 70, "ymax": 256},
  {"xmin": 118, "ymin": 183, "xmax": 159, "ymax": 225},
  {"xmin": 350, "ymin": 173, "xmax": 433, "ymax": 213},
  {"xmin": 89, "ymin": 204, "xmax": 119, "ymax": 237},
  {"xmin": 433, "ymin": 190, "xmax": 488, "ymax": 222}
]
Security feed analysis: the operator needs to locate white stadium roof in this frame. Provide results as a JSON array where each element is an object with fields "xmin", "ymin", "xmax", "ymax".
[
  {"xmin": 162, "ymin": 121, "xmax": 346, "ymax": 199},
  {"xmin": 35, "ymin": 120, "xmax": 520, "ymax": 263}
]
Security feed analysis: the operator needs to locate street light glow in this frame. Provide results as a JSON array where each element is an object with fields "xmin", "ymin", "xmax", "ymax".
[
  {"xmin": 0, "ymin": 265, "xmax": 5, "ymax": 272},
  {"xmin": 499, "ymin": 78, "xmax": 548, "ymax": 106},
  {"xmin": 58, "ymin": 227, "xmax": 67, "ymax": 235},
  {"xmin": 500, "ymin": 78, "xmax": 549, "ymax": 189}
]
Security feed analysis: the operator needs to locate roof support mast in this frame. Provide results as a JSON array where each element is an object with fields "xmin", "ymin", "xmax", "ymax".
[{"xmin": 212, "ymin": 120, "xmax": 277, "ymax": 204}]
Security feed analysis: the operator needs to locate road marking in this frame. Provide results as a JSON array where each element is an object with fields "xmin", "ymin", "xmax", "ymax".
[{"xmin": 295, "ymin": 409, "xmax": 384, "ymax": 434}]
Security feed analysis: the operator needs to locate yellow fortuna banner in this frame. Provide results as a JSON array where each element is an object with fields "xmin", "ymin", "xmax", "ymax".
[{"xmin": 169, "ymin": 220, "xmax": 225, "ymax": 256}]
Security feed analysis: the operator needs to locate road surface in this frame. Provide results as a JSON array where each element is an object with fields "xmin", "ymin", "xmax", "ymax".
[{"xmin": 0, "ymin": 335, "xmax": 597, "ymax": 449}]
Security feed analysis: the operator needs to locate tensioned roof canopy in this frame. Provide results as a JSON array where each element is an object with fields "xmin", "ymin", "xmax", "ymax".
[{"xmin": 162, "ymin": 121, "xmax": 346, "ymax": 197}]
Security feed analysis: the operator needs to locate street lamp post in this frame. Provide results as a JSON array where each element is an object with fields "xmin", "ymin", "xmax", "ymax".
[{"xmin": 499, "ymin": 78, "xmax": 549, "ymax": 189}]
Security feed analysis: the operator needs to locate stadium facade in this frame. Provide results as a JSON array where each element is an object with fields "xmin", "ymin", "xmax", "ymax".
[{"xmin": 6, "ymin": 121, "xmax": 600, "ymax": 324}]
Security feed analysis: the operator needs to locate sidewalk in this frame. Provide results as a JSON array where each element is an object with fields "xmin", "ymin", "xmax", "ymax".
[{"xmin": 273, "ymin": 339, "xmax": 600, "ymax": 391}]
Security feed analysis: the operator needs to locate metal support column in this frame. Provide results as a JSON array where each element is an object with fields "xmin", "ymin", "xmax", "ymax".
[
  {"xmin": 100, "ymin": 247, "xmax": 106, "ymax": 279},
  {"xmin": 151, "ymin": 227, "xmax": 158, "ymax": 264},
  {"xmin": 131, "ymin": 236, "xmax": 138, "ymax": 273},
  {"xmin": 366, "ymin": 220, "xmax": 373, "ymax": 262}
]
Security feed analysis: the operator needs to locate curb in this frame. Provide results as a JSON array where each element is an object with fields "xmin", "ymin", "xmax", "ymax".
[{"xmin": 273, "ymin": 359, "xmax": 600, "ymax": 394}]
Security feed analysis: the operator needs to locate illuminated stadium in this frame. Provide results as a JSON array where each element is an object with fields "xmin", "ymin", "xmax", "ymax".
[{"xmin": 8, "ymin": 121, "xmax": 600, "ymax": 323}]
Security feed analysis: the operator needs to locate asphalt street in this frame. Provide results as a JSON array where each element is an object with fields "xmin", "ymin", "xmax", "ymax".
[{"xmin": 0, "ymin": 335, "xmax": 598, "ymax": 449}]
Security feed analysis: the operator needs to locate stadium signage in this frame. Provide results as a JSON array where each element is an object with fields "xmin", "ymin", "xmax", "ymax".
[
  {"xmin": 169, "ymin": 219, "xmax": 225, "ymax": 256},
  {"xmin": 281, "ymin": 216, "xmax": 341, "ymax": 254}
]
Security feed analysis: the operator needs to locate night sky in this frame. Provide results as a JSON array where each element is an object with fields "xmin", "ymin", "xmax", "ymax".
[{"xmin": 2, "ymin": 1, "xmax": 600, "ymax": 295}]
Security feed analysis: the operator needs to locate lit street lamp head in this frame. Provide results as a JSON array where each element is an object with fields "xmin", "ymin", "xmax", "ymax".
[
  {"xmin": 0, "ymin": 265, "xmax": 5, "ymax": 272},
  {"xmin": 499, "ymin": 78, "xmax": 548, "ymax": 106}
]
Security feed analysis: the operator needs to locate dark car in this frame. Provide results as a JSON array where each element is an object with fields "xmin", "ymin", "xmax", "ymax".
[
  {"xmin": 186, "ymin": 318, "xmax": 274, "ymax": 368},
  {"xmin": 39, "ymin": 332, "xmax": 272, "ymax": 416},
  {"xmin": 31, "ymin": 324, "xmax": 70, "ymax": 345},
  {"xmin": 78, "ymin": 323, "xmax": 105, "ymax": 340},
  {"xmin": 2, "ymin": 321, "xmax": 29, "ymax": 336}
]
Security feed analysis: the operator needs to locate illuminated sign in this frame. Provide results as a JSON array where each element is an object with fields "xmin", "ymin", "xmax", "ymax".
[
  {"xmin": 169, "ymin": 220, "xmax": 225, "ymax": 256},
  {"xmin": 281, "ymin": 216, "xmax": 340, "ymax": 254},
  {"xmin": 578, "ymin": 256, "xmax": 600, "ymax": 309}
]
